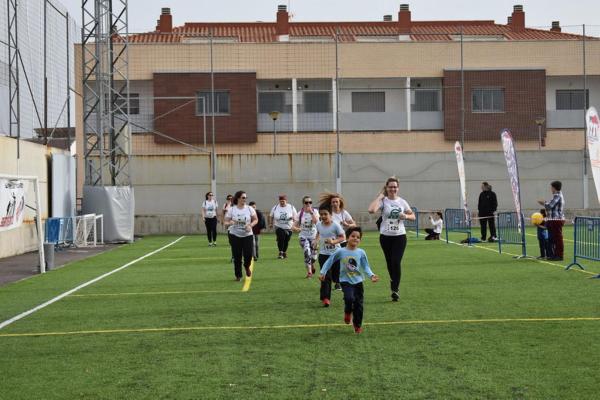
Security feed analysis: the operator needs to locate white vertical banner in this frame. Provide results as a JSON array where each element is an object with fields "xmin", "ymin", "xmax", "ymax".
[
  {"xmin": 454, "ymin": 141, "xmax": 469, "ymax": 218},
  {"xmin": 500, "ymin": 129, "xmax": 523, "ymax": 228},
  {"xmin": 586, "ymin": 107, "xmax": 600, "ymax": 205},
  {"xmin": 0, "ymin": 179, "xmax": 27, "ymax": 232}
]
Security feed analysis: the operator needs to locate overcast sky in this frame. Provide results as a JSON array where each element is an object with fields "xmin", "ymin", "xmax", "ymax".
[{"xmin": 61, "ymin": 0, "xmax": 599, "ymax": 35}]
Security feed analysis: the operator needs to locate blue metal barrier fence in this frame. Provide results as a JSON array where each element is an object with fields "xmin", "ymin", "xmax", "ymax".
[
  {"xmin": 404, "ymin": 206, "xmax": 419, "ymax": 237},
  {"xmin": 566, "ymin": 216, "xmax": 598, "ymax": 273},
  {"xmin": 444, "ymin": 208, "xmax": 471, "ymax": 245},
  {"xmin": 496, "ymin": 211, "xmax": 528, "ymax": 258}
]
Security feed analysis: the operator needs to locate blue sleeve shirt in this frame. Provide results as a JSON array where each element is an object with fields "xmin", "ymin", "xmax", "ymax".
[{"xmin": 320, "ymin": 247, "xmax": 375, "ymax": 284}]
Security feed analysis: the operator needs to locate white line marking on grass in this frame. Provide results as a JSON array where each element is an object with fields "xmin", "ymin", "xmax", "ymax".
[
  {"xmin": 525, "ymin": 232, "xmax": 574, "ymax": 243},
  {"xmin": 0, "ymin": 236, "xmax": 186, "ymax": 331},
  {"xmin": 1, "ymin": 316, "xmax": 599, "ymax": 337},
  {"xmin": 68, "ymin": 289, "xmax": 240, "ymax": 298},
  {"xmin": 242, "ymin": 259, "xmax": 255, "ymax": 292},
  {"xmin": 442, "ymin": 236, "xmax": 598, "ymax": 277}
]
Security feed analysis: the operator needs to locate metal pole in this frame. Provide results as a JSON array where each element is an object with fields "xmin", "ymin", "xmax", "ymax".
[
  {"xmin": 335, "ymin": 27, "xmax": 341, "ymax": 193},
  {"xmin": 66, "ymin": 12, "xmax": 71, "ymax": 150},
  {"xmin": 202, "ymin": 98, "xmax": 206, "ymax": 148},
  {"xmin": 583, "ymin": 24, "xmax": 589, "ymax": 209},
  {"xmin": 210, "ymin": 30, "xmax": 217, "ymax": 197},
  {"xmin": 538, "ymin": 125, "xmax": 542, "ymax": 151},
  {"xmin": 460, "ymin": 27, "xmax": 465, "ymax": 152},
  {"xmin": 44, "ymin": 0, "xmax": 48, "ymax": 145},
  {"xmin": 273, "ymin": 119, "xmax": 277, "ymax": 154}
]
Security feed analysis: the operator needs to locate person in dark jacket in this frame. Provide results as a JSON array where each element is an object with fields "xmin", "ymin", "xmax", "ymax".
[
  {"xmin": 478, "ymin": 182, "xmax": 498, "ymax": 242},
  {"xmin": 249, "ymin": 201, "xmax": 266, "ymax": 261}
]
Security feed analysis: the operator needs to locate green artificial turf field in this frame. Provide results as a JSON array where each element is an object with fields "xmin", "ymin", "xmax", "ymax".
[{"xmin": 1, "ymin": 228, "xmax": 599, "ymax": 399}]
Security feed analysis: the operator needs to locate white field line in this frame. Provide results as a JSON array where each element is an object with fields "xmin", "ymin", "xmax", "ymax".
[{"xmin": 0, "ymin": 236, "xmax": 186, "ymax": 331}]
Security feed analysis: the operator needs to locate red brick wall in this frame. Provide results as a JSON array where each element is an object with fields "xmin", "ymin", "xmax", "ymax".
[
  {"xmin": 153, "ymin": 72, "xmax": 257, "ymax": 144},
  {"xmin": 443, "ymin": 69, "xmax": 546, "ymax": 141}
]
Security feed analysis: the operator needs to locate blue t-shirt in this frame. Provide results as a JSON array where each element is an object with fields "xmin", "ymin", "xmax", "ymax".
[{"xmin": 320, "ymin": 247, "xmax": 374, "ymax": 284}]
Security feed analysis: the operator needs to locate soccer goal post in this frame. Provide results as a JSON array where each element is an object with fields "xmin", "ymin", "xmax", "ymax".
[{"xmin": 0, "ymin": 174, "xmax": 46, "ymax": 273}]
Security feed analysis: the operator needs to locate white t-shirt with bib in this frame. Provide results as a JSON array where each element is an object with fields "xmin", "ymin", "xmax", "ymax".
[
  {"xmin": 298, "ymin": 208, "xmax": 318, "ymax": 239},
  {"xmin": 332, "ymin": 209, "xmax": 353, "ymax": 226},
  {"xmin": 379, "ymin": 197, "xmax": 411, "ymax": 236},
  {"xmin": 226, "ymin": 205, "xmax": 256, "ymax": 238},
  {"xmin": 270, "ymin": 204, "xmax": 298, "ymax": 230},
  {"xmin": 202, "ymin": 199, "xmax": 218, "ymax": 219}
]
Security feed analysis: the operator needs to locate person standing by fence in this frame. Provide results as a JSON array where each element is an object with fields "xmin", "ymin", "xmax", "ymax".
[
  {"xmin": 478, "ymin": 182, "xmax": 498, "ymax": 242},
  {"xmin": 269, "ymin": 194, "xmax": 297, "ymax": 259},
  {"xmin": 368, "ymin": 176, "xmax": 415, "ymax": 302},
  {"xmin": 224, "ymin": 191, "xmax": 258, "ymax": 281},
  {"xmin": 538, "ymin": 181, "xmax": 565, "ymax": 261},
  {"xmin": 201, "ymin": 192, "xmax": 219, "ymax": 246}
]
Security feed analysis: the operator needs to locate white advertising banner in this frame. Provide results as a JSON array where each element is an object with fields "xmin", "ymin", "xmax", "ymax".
[
  {"xmin": 586, "ymin": 107, "xmax": 600, "ymax": 205},
  {"xmin": 0, "ymin": 179, "xmax": 27, "ymax": 232},
  {"xmin": 500, "ymin": 129, "xmax": 523, "ymax": 225},
  {"xmin": 454, "ymin": 141, "xmax": 468, "ymax": 217}
]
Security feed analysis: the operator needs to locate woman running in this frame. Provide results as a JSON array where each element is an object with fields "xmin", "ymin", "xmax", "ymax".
[
  {"xmin": 269, "ymin": 194, "xmax": 297, "ymax": 259},
  {"xmin": 368, "ymin": 176, "xmax": 415, "ymax": 302},
  {"xmin": 222, "ymin": 194, "xmax": 234, "ymax": 262},
  {"xmin": 293, "ymin": 195, "xmax": 319, "ymax": 278},
  {"xmin": 201, "ymin": 191, "xmax": 218, "ymax": 246},
  {"xmin": 223, "ymin": 191, "xmax": 258, "ymax": 281}
]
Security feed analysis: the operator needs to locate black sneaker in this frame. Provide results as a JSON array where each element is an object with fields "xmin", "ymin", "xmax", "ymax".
[
  {"xmin": 283, "ymin": 252, "xmax": 288, "ymax": 259},
  {"xmin": 334, "ymin": 283, "xmax": 342, "ymax": 291},
  {"xmin": 278, "ymin": 252, "xmax": 284, "ymax": 259},
  {"xmin": 391, "ymin": 292, "xmax": 400, "ymax": 302}
]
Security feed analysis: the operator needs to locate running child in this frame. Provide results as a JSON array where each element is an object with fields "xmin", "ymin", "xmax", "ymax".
[
  {"xmin": 315, "ymin": 203, "xmax": 345, "ymax": 307},
  {"xmin": 320, "ymin": 226, "xmax": 379, "ymax": 334}
]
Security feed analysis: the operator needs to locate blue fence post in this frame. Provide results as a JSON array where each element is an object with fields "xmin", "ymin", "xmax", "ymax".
[
  {"xmin": 566, "ymin": 216, "xmax": 593, "ymax": 272},
  {"xmin": 405, "ymin": 207, "xmax": 419, "ymax": 237},
  {"xmin": 496, "ymin": 211, "xmax": 529, "ymax": 258},
  {"xmin": 444, "ymin": 208, "xmax": 472, "ymax": 246}
]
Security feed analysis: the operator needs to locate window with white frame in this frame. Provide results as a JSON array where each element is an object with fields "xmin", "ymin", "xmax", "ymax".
[
  {"xmin": 104, "ymin": 93, "xmax": 139, "ymax": 115},
  {"xmin": 556, "ymin": 89, "xmax": 589, "ymax": 110},
  {"xmin": 412, "ymin": 89, "xmax": 440, "ymax": 112},
  {"xmin": 472, "ymin": 88, "xmax": 504, "ymax": 113},
  {"xmin": 303, "ymin": 91, "xmax": 331, "ymax": 113},
  {"xmin": 196, "ymin": 91, "xmax": 230, "ymax": 115},
  {"xmin": 352, "ymin": 92, "xmax": 385, "ymax": 112}
]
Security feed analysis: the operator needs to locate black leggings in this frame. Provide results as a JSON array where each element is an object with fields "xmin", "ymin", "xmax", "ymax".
[
  {"xmin": 379, "ymin": 234, "xmax": 407, "ymax": 293},
  {"xmin": 204, "ymin": 217, "xmax": 217, "ymax": 243},
  {"xmin": 318, "ymin": 254, "xmax": 339, "ymax": 301},
  {"xmin": 479, "ymin": 214, "xmax": 496, "ymax": 240},
  {"xmin": 230, "ymin": 234, "xmax": 254, "ymax": 278},
  {"xmin": 275, "ymin": 227, "xmax": 292, "ymax": 252}
]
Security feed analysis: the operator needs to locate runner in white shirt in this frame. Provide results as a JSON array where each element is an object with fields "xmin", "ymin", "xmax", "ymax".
[
  {"xmin": 292, "ymin": 195, "xmax": 319, "ymax": 278},
  {"xmin": 224, "ymin": 191, "xmax": 258, "ymax": 281},
  {"xmin": 319, "ymin": 192, "xmax": 357, "ymax": 290},
  {"xmin": 368, "ymin": 176, "xmax": 415, "ymax": 302},
  {"xmin": 201, "ymin": 191, "xmax": 219, "ymax": 246},
  {"xmin": 269, "ymin": 194, "xmax": 298, "ymax": 259},
  {"xmin": 222, "ymin": 194, "xmax": 234, "ymax": 262}
]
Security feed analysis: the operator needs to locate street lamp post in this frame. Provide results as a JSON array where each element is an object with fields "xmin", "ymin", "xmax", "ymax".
[
  {"xmin": 269, "ymin": 111, "xmax": 280, "ymax": 154},
  {"xmin": 535, "ymin": 117, "xmax": 546, "ymax": 150}
]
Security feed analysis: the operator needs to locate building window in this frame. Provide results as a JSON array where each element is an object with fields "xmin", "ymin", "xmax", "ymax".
[
  {"xmin": 352, "ymin": 92, "xmax": 385, "ymax": 112},
  {"xmin": 556, "ymin": 89, "xmax": 589, "ymax": 110},
  {"xmin": 472, "ymin": 88, "xmax": 504, "ymax": 113},
  {"xmin": 105, "ymin": 93, "xmax": 139, "ymax": 115},
  {"xmin": 303, "ymin": 91, "xmax": 331, "ymax": 113},
  {"xmin": 197, "ymin": 91, "xmax": 230, "ymax": 115},
  {"xmin": 412, "ymin": 89, "xmax": 440, "ymax": 112},
  {"xmin": 258, "ymin": 92, "xmax": 285, "ymax": 113}
]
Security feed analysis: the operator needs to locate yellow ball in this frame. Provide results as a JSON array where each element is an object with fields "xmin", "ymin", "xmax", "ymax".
[{"xmin": 531, "ymin": 212, "xmax": 544, "ymax": 226}]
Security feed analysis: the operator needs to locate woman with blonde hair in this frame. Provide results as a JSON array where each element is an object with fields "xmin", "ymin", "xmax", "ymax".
[{"xmin": 368, "ymin": 177, "xmax": 415, "ymax": 302}]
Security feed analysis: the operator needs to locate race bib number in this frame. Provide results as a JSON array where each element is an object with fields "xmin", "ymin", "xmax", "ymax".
[
  {"xmin": 324, "ymin": 243, "xmax": 337, "ymax": 251},
  {"xmin": 386, "ymin": 219, "xmax": 400, "ymax": 231},
  {"xmin": 235, "ymin": 218, "xmax": 246, "ymax": 228},
  {"xmin": 302, "ymin": 222, "xmax": 312, "ymax": 229}
]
